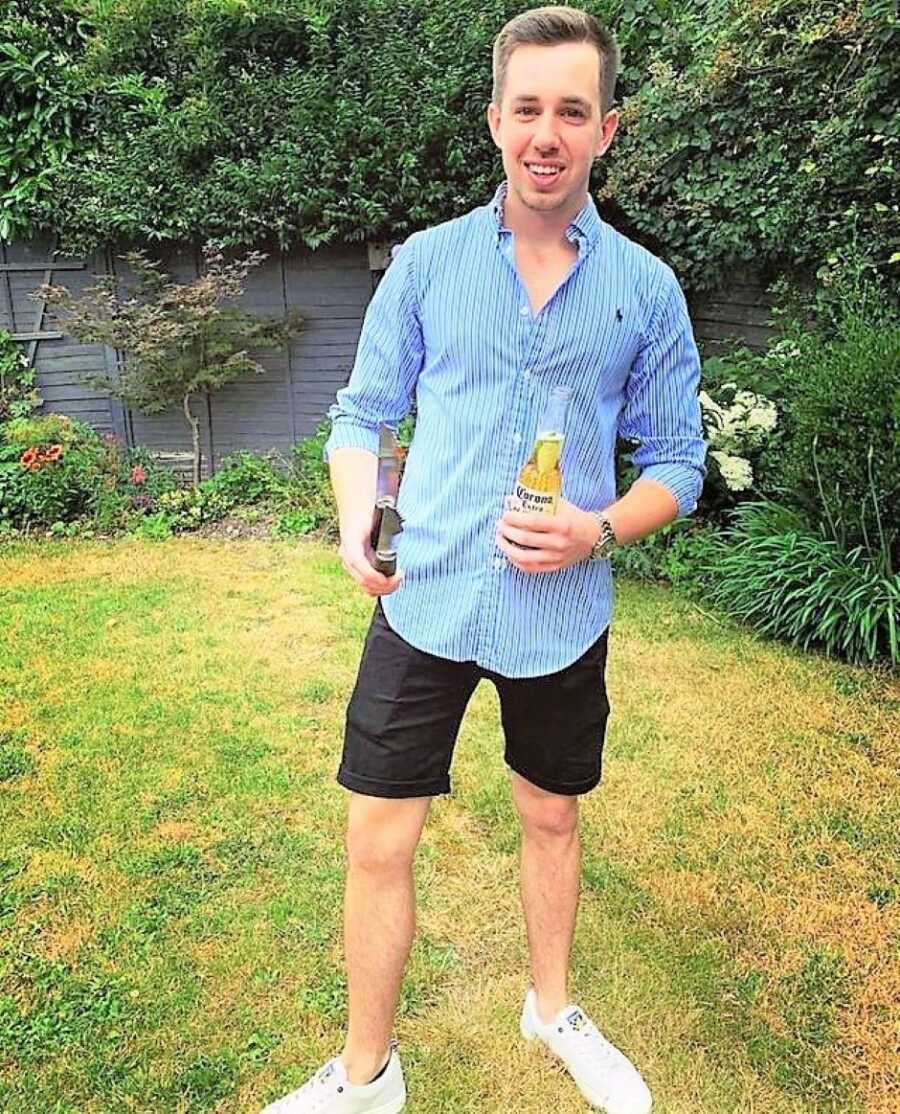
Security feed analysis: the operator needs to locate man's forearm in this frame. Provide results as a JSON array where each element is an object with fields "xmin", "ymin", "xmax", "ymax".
[
  {"xmin": 328, "ymin": 446, "xmax": 378, "ymax": 536},
  {"xmin": 602, "ymin": 478, "xmax": 679, "ymax": 546}
]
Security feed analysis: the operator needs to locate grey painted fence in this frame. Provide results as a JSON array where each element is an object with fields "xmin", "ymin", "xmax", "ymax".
[
  {"xmin": 1, "ymin": 236, "xmax": 387, "ymax": 478},
  {"xmin": 2, "ymin": 235, "xmax": 777, "ymax": 476}
]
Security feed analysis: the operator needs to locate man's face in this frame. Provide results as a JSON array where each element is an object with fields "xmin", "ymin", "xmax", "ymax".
[{"xmin": 487, "ymin": 41, "xmax": 619, "ymax": 217}]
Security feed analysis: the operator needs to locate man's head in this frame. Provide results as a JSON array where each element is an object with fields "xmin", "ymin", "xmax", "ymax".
[{"xmin": 487, "ymin": 6, "xmax": 620, "ymax": 219}]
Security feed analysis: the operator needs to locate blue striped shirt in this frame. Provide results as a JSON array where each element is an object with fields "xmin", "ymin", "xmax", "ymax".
[{"xmin": 325, "ymin": 180, "xmax": 707, "ymax": 678}]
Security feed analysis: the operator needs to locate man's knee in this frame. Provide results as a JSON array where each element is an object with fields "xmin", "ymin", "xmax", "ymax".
[
  {"xmin": 512, "ymin": 774, "xmax": 579, "ymax": 840},
  {"xmin": 345, "ymin": 793, "xmax": 429, "ymax": 873}
]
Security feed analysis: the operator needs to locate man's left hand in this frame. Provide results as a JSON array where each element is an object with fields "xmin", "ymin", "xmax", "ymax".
[{"xmin": 496, "ymin": 498, "xmax": 600, "ymax": 574}]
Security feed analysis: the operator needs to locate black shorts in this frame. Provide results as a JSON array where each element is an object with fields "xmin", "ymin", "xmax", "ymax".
[{"xmin": 337, "ymin": 601, "xmax": 611, "ymax": 799}]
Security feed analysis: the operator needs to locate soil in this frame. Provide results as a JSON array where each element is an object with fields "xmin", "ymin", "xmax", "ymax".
[{"xmin": 194, "ymin": 513, "xmax": 280, "ymax": 541}]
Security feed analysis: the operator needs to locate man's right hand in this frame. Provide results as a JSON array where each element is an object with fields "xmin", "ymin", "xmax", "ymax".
[
  {"xmin": 338, "ymin": 525, "xmax": 404, "ymax": 597},
  {"xmin": 329, "ymin": 446, "xmax": 404, "ymax": 596}
]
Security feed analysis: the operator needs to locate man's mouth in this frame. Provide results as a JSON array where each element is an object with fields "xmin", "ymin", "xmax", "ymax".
[{"xmin": 524, "ymin": 162, "xmax": 564, "ymax": 187}]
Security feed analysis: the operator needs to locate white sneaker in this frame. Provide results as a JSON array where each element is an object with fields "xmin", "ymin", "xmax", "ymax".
[
  {"xmin": 260, "ymin": 1041, "xmax": 406, "ymax": 1114},
  {"xmin": 520, "ymin": 988, "xmax": 652, "ymax": 1114}
]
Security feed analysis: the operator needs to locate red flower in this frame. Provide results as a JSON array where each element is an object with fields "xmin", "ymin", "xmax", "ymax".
[
  {"xmin": 131, "ymin": 464, "xmax": 147, "ymax": 486},
  {"xmin": 20, "ymin": 448, "xmax": 39, "ymax": 470},
  {"xmin": 44, "ymin": 444, "xmax": 63, "ymax": 462}
]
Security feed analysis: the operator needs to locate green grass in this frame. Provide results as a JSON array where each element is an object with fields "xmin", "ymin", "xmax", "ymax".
[{"xmin": 0, "ymin": 536, "xmax": 898, "ymax": 1112}]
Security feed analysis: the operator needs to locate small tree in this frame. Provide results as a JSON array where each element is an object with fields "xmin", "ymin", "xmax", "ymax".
[{"xmin": 39, "ymin": 243, "xmax": 304, "ymax": 485}]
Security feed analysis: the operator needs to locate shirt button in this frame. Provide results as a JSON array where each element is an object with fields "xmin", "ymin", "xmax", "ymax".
[
  {"xmin": 512, "ymin": 432, "xmax": 521, "ymax": 444},
  {"xmin": 520, "ymin": 305, "xmax": 529, "ymax": 316},
  {"xmin": 493, "ymin": 557, "xmax": 505, "ymax": 571},
  {"xmin": 523, "ymin": 369, "xmax": 532, "ymax": 380}
]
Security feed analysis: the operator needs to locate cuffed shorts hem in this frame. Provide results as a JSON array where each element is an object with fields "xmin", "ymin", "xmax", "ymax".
[
  {"xmin": 505, "ymin": 756, "xmax": 602, "ymax": 798},
  {"xmin": 336, "ymin": 765, "xmax": 451, "ymax": 800}
]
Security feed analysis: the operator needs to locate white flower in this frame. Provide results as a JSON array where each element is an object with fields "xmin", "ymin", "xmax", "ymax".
[
  {"xmin": 747, "ymin": 403, "xmax": 778, "ymax": 431},
  {"xmin": 711, "ymin": 450, "xmax": 754, "ymax": 491},
  {"xmin": 698, "ymin": 390, "xmax": 723, "ymax": 415}
]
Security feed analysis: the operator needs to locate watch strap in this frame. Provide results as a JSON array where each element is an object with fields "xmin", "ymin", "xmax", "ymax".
[{"xmin": 589, "ymin": 511, "xmax": 617, "ymax": 561}]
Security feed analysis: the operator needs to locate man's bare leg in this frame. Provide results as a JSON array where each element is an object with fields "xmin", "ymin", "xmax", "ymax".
[
  {"xmin": 511, "ymin": 772, "xmax": 581, "ymax": 1024},
  {"xmin": 340, "ymin": 792, "xmax": 431, "ymax": 1084}
]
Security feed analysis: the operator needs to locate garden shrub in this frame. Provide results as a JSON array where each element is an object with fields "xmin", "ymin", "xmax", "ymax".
[
  {"xmin": 604, "ymin": 0, "xmax": 900, "ymax": 289},
  {"xmin": 697, "ymin": 274, "xmax": 899, "ymax": 573},
  {"xmin": 0, "ymin": 414, "xmax": 115, "ymax": 528},
  {"xmin": 153, "ymin": 486, "xmax": 232, "ymax": 532},
  {"xmin": 286, "ymin": 423, "xmax": 338, "ymax": 536},
  {"xmin": 274, "ymin": 509, "xmax": 320, "ymax": 538},
  {"xmin": 700, "ymin": 500, "xmax": 899, "ymax": 666},
  {"xmin": 202, "ymin": 451, "xmax": 288, "ymax": 511},
  {"xmin": 770, "ymin": 281, "xmax": 898, "ymax": 574},
  {"xmin": 613, "ymin": 518, "xmax": 722, "ymax": 593}
]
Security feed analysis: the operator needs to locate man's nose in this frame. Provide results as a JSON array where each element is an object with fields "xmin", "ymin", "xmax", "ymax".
[{"xmin": 532, "ymin": 110, "xmax": 560, "ymax": 150}]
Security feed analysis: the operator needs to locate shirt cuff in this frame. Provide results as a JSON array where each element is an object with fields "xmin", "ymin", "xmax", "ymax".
[
  {"xmin": 635, "ymin": 463, "xmax": 703, "ymax": 519},
  {"xmin": 322, "ymin": 419, "xmax": 380, "ymax": 462}
]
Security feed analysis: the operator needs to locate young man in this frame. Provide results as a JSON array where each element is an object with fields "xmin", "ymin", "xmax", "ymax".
[{"xmin": 262, "ymin": 7, "xmax": 706, "ymax": 1114}]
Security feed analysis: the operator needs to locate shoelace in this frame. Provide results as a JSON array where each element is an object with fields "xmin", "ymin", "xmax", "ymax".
[
  {"xmin": 274, "ymin": 1066, "xmax": 343, "ymax": 1113},
  {"xmin": 558, "ymin": 1018, "xmax": 621, "ymax": 1069}
]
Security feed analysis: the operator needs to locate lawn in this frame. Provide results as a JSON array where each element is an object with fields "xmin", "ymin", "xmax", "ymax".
[{"xmin": 0, "ymin": 537, "xmax": 897, "ymax": 1114}]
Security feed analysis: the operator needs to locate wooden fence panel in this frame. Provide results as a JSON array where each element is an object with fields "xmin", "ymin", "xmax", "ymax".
[
  {"xmin": 2, "ymin": 237, "xmax": 122, "ymax": 435},
  {"xmin": 283, "ymin": 244, "xmax": 371, "ymax": 440},
  {"xmin": 689, "ymin": 269, "xmax": 779, "ymax": 355}
]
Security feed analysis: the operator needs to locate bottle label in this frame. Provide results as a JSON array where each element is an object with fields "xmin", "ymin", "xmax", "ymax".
[{"xmin": 514, "ymin": 482, "xmax": 556, "ymax": 514}]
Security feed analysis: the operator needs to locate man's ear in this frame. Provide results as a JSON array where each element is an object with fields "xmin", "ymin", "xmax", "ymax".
[
  {"xmin": 486, "ymin": 101, "xmax": 502, "ymax": 149},
  {"xmin": 594, "ymin": 108, "xmax": 620, "ymax": 159}
]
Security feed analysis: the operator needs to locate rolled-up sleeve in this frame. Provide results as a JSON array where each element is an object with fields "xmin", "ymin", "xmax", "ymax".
[
  {"xmin": 617, "ymin": 268, "xmax": 708, "ymax": 517},
  {"xmin": 323, "ymin": 233, "xmax": 425, "ymax": 460}
]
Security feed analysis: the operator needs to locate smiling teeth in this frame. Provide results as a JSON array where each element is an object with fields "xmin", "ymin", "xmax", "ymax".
[{"xmin": 528, "ymin": 165, "xmax": 560, "ymax": 176}]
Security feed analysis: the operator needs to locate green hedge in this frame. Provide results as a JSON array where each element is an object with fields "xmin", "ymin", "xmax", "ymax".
[{"xmin": 4, "ymin": 1, "xmax": 896, "ymax": 293}]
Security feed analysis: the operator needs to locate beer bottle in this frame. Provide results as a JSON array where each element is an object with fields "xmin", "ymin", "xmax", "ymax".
[{"xmin": 512, "ymin": 385, "xmax": 573, "ymax": 516}]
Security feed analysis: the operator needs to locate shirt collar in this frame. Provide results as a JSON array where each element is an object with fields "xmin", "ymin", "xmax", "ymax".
[{"xmin": 488, "ymin": 179, "xmax": 602, "ymax": 249}]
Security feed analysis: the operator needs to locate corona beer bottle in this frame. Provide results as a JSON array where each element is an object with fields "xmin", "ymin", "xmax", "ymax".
[{"xmin": 512, "ymin": 385, "xmax": 573, "ymax": 516}]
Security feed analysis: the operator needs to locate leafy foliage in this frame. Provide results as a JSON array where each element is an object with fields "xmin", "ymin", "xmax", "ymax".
[
  {"xmin": 0, "ymin": 0, "xmax": 89, "ymax": 240},
  {"xmin": 203, "ymin": 451, "xmax": 288, "ymax": 509},
  {"xmin": 603, "ymin": 0, "xmax": 900, "ymax": 289},
  {"xmin": 9, "ymin": 1, "xmax": 895, "ymax": 291},
  {"xmin": 0, "ymin": 330, "xmax": 42, "ymax": 423},
  {"xmin": 286, "ymin": 422, "xmax": 338, "ymax": 536}
]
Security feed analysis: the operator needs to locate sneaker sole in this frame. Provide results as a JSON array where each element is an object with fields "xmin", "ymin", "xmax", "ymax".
[
  {"xmin": 366, "ymin": 1097, "xmax": 406, "ymax": 1114},
  {"xmin": 263, "ymin": 1088, "xmax": 405, "ymax": 1114}
]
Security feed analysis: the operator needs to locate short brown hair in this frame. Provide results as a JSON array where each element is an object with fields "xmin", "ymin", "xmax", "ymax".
[{"xmin": 492, "ymin": 6, "xmax": 619, "ymax": 113}]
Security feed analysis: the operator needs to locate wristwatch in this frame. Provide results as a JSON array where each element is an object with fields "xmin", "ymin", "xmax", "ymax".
[{"xmin": 588, "ymin": 511, "xmax": 617, "ymax": 561}]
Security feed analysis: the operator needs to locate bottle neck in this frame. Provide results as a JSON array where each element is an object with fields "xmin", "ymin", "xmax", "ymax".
[{"xmin": 538, "ymin": 395, "xmax": 571, "ymax": 438}]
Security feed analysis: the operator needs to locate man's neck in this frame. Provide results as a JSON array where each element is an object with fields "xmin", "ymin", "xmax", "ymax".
[{"xmin": 502, "ymin": 181, "xmax": 587, "ymax": 252}]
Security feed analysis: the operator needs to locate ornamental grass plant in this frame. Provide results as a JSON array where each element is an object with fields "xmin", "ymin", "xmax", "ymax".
[{"xmin": 701, "ymin": 500, "xmax": 899, "ymax": 667}]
